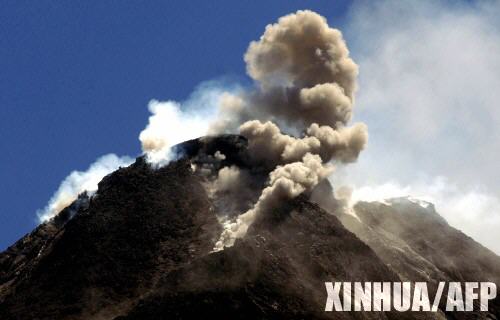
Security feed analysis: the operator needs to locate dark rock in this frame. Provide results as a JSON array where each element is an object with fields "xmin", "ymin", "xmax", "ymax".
[{"xmin": 1, "ymin": 135, "xmax": 499, "ymax": 319}]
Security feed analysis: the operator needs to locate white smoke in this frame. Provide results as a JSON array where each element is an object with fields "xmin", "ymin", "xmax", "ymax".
[
  {"xmin": 331, "ymin": 176, "xmax": 500, "ymax": 255},
  {"xmin": 139, "ymin": 100, "xmax": 211, "ymax": 166},
  {"xmin": 38, "ymin": 93, "xmax": 220, "ymax": 221},
  {"xmin": 37, "ymin": 154, "xmax": 133, "ymax": 223},
  {"xmin": 139, "ymin": 80, "xmax": 244, "ymax": 166},
  {"xmin": 37, "ymin": 83, "xmax": 236, "ymax": 223},
  {"xmin": 337, "ymin": 0, "xmax": 500, "ymax": 254}
]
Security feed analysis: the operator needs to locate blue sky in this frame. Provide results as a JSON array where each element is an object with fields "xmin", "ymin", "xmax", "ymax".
[{"xmin": 0, "ymin": 1, "xmax": 352, "ymax": 249}]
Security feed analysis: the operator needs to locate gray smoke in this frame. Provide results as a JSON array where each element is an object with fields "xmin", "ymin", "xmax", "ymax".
[
  {"xmin": 212, "ymin": 10, "xmax": 368, "ymax": 250},
  {"xmin": 210, "ymin": 10, "xmax": 360, "ymax": 133},
  {"xmin": 214, "ymin": 153, "xmax": 333, "ymax": 251},
  {"xmin": 243, "ymin": 10, "xmax": 358, "ymax": 129},
  {"xmin": 239, "ymin": 120, "xmax": 367, "ymax": 168},
  {"xmin": 212, "ymin": 165, "xmax": 244, "ymax": 194}
]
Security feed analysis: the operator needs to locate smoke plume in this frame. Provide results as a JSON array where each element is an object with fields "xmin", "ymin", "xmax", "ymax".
[
  {"xmin": 211, "ymin": 10, "xmax": 367, "ymax": 250},
  {"xmin": 37, "ymin": 154, "xmax": 133, "ymax": 223},
  {"xmin": 239, "ymin": 120, "xmax": 367, "ymax": 168},
  {"xmin": 139, "ymin": 99, "xmax": 216, "ymax": 166},
  {"xmin": 243, "ymin": 10, "xmax": 358, "ymax": 129},
  {"xmin": 330, "ymin": 177, "xmax": 500, "ymax": 255},
  {"xmin": 212, "ymin": 165, "xmax": 243, "ymax": 194},
  {"xmin": 214, "ymin": 153, "xmax": 334, "ymax": 251}
]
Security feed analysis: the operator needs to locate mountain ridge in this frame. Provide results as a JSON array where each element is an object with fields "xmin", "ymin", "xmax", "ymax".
[{"xmin": 1, "ymin": 135, "xmax": 499, "ymax": 319}]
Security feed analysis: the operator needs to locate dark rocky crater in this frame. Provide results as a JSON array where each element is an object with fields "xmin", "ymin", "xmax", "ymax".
[{"xmin": 1, "ymin": 135, "xmax": 499, "ymax": 319}]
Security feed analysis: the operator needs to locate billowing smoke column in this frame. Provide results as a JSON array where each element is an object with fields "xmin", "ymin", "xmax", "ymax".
[
  {"xmin": 239, "ymin": 120, "xmax": 367, "ymax": 168},
  {"xmin": 212, "ymin": 10, "xmax": 368, "ymax": 250},
  {"xmin": 214, "ymin": 153, "xmax": 334, "ymax": 250},
  {"xmin": 243, "ymin": 10, "xmax": 358, "ymax": 129}
]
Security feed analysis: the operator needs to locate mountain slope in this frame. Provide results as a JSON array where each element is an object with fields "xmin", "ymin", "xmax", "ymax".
[
  {"xmin": 0, "ymin": 157, "xmax": 221, "ymax": 319},
  {"xmin": 312, "ymin": 181, "xmax": 500, "ymax": 319},
  {"xmin": 118, "ymin": 197, "xmax": 408, "ymax": 320},
  {"xmin": 0, "ymin": 135, "xmax": 499, "ymax": 319}
]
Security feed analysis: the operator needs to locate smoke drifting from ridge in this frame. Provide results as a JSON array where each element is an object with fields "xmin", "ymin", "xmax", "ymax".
[
  {"xmin": 329, "ymin": 177, "xmax": 500, "ymax": 254},
  {"xmin": 37, "ymin": 83, "xmax": 226, "ymax": 221},
  {"xmin": 335, "ymin": 0, "xmax": 500, "ymax": 254},
  {"xmin": 37, "ymin": 154, "xmax": 133, "ymax": 222},
  {"xmin": 140, "ymin": 98, "xmax": 218, "ymax": 167}
]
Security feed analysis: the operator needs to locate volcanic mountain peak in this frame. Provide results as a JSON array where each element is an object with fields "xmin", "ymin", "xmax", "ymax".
[{"xmin": 1, "ymin": 135, "xmax": 499, "ymax": 319}]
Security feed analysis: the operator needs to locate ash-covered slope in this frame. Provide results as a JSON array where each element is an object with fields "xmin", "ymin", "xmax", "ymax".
[
  {"xmin": 117, "ymin": 197, "xmax": 406, "ymax": 320},
  {"xmin": 0, "ymin": 147, "xmax": 222, "ymax": 319},
  {"xmin": 348, "ymin": 199, "xmax": 500, "ymax": 318},
  {"xmin": 1, "ymin": 135, "xmax": 499, "ymax": 320},
  {"xmin": 313, "ymin": 181, "xmax": 500, "ymax": 319}
]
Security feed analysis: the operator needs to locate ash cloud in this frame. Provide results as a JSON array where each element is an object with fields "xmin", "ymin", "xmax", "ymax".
[
  {"xmin": 214, "ymin": 153, "xmax": 334, "ymax": 251},
  {"xmin": 212, "ymin": 165, "xmax": 244, "ymax": 194},
  {"xmin": 213, "ymin": 10, "xmax": 367, "ymax": 250},
  {"xmin": 239, "ymin": 120, "xmax": 367, "ymax": 168},
  {"xmin": 209, "ymin": 10, "xmax": 361, "ymax": 134},
  {"xmin": 243, "ymin": 10, "xmax": 358, "ymax": 129}
]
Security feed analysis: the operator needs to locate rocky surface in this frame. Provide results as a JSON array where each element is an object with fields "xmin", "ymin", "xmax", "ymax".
[{"xmin": 0, "ymin": 135, "xmax": 499, "ymax": 319}]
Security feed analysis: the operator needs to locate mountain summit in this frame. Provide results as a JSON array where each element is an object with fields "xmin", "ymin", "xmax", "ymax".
[{"xmin": 1, "ymin": 135, "xmax": 499, "ymax": 320}]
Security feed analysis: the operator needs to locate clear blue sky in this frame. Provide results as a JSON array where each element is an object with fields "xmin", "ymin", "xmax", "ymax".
[{"xmin": 0, "ymin": 1, "xmax": 352, "ymax": 249}]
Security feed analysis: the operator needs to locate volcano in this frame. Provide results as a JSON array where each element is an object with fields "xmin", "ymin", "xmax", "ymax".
[{"xmin": 1, "ymin": 135, "xmax": 499, "ymax": 320}]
